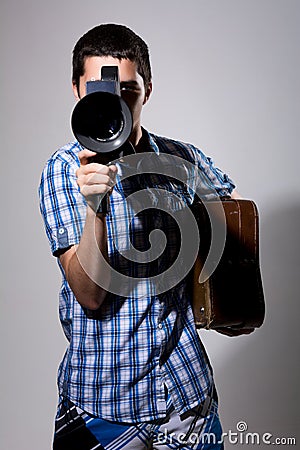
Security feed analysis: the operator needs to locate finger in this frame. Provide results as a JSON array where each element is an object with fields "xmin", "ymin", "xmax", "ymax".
[
  {"xmin": 81, "ymin": 183, "xmax": 111, "ymax": 197},
  {"xmin": 78, "ymin": 149, "xmax": 97, "ymax": 165},
  {"xmin": 107, "ymin": 165, "xmax": 118, "ymax": 183},
  {"xmin": 77, "ymin": 163, "xmax": 109, "ymax": 176},
  {"xmin": 78, "ymin": 163, "xmax": 118, "ymax": 175},
  {"xmin": 77, "ymin": 170, "xmax": 117, "ymax": 191},
  {"xmin": 85, "ymin": 173, "xmax": 112, "ymax": 186},
  {"xmin": 108, "ymin": 164, "xmax": 118, "ymax": 174},
  {"xmin": 76, "ymin": 166, "xmax": 118, "ymax": 188}
]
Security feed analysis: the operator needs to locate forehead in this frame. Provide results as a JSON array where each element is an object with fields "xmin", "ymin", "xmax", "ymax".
[{"xmin": 83, "ymin": 56, "xmax": 140, "ymax": 81}]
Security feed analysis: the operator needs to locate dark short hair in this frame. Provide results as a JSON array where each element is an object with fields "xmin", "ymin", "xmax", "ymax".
[{"xmin": 72, "ymin": 23, "xmax": 152, "ymax": 93}]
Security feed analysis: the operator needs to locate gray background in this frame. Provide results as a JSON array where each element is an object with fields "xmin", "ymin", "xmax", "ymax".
[{"xmin": 1, "ymin": 0, "xmax": 299, "ymax": 448}]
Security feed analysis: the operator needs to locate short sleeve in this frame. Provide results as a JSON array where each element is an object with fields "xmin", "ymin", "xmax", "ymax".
[
  {"xmin": 190, "ymin": 146, "xmax": 236, "ymax": 199},
  {"xmin": 39, "ymin": 148, "xmax": 87, "ymax": 256}
]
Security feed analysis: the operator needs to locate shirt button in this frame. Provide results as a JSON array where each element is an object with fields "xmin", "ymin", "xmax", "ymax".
[
  {"xmin": 58, "ymin": 227, "xmax": 65, "ymax": 235},
  {"xmin": 158, "ymin": 323, "xmax": 163, "ymax": 329}
]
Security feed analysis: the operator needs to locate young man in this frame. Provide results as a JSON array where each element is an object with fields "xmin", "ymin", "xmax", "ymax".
[{"xmin": 40, "ymin": 23, "xmax": 239, "ymax": 449}]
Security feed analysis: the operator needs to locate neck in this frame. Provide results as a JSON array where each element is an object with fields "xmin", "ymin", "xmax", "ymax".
[{"xmin": 129, "ymin": 124, "xmax": 143, "ymax": 148}]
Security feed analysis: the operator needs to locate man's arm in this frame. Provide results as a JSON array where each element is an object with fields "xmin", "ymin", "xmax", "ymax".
[
  {"xmin": 59, "ymin": 149, "xmax": 117, "ymax": 310},
  {"xmin": 231, "ymin": 189, "xmax": 243, "ymax": 199}
]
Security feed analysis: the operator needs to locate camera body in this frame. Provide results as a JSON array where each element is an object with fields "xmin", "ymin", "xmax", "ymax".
[{"xmin": 71, "ymin": 66, "xmax": 133, "ymax": 160}]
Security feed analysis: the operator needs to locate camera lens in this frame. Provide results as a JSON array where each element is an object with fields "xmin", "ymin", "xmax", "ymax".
[
  {"xmin": 83, "ymin": 93, "xmax": 124, "ymax": 141},
  {"xmin": 92, "ymin": 113, "xmax": 124, "ymax": 142},
  {"xmin": 72, "ymin": 90, "xmax": 132, "ymax": 153}
]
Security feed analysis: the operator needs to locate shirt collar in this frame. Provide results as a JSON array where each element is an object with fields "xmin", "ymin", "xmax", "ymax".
[{"xmin": 140, "ymin": 128, "xmax": 160, "ymax": 155}]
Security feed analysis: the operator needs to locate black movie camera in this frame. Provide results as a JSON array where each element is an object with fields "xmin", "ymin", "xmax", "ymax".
[
  {"xmin": 71, "ymin": 66, "xmax": 134, "ymax": 213},
  {"xmin": 71, "ymin": 65, "xmax": 133, "ymax": 164}
]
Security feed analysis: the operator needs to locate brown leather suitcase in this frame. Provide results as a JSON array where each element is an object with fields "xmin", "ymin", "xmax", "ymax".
[{"xmin": 191, "ymin": 198, "xmax": 265, "ymax": 331}]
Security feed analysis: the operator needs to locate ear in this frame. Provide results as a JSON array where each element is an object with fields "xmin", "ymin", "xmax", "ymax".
[
  {"xmin": 143, "ymin": 82, "xmax": 152, "ymax": 105},
  {"xmin": 72, "ymin": 81, "xmax": 80, "ymax": 100}
]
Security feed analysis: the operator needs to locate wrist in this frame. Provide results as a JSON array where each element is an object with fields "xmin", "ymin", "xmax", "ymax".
[
  {"xmin": 85, "ymin": 193, "xmax": 109, "ymax": 216},
  {"xmin": 86, "ymin": 204, "xmax": 105, "ymax": 220}
]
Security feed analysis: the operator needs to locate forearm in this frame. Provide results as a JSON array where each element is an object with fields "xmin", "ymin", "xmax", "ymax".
[{"xmin": 61, "ymin": 206, "xmax": 111, "ymax": 309}]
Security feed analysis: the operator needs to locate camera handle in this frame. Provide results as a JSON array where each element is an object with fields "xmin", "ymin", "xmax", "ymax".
[{"xmin": 89, "ymin": 140, "xmax": 136, "ymax": 215}]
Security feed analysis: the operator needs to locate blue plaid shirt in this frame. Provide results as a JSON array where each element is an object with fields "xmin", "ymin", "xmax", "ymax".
[{"xmin": 39, "ymin": 130, "xmax": 235, "ymax": 422}]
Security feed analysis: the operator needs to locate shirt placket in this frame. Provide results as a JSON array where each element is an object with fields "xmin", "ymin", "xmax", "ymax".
[{"xmin": 152, "ymin": 295, "xmax": 169, "ymax": 416}]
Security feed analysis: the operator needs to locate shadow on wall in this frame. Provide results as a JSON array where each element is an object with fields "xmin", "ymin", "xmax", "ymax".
[{"xmin": 213, "ymin": 203, "xmax": 300, "ymax": 448}]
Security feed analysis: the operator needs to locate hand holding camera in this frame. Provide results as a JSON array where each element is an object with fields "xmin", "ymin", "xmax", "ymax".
[{"xmin": 76, "ymin": 149, "xmax": 117, "ymax": 214}]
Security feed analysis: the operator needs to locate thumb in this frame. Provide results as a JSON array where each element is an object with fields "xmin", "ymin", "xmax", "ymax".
[{"xmin": 78, "ymin": 149, "xmax": 97, "ymax": 165}]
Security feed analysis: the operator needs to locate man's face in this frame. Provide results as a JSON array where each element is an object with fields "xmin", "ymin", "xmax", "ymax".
[{"xmin": 73, "ymin": 56, "xmax": 152, "ymax": 144}]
